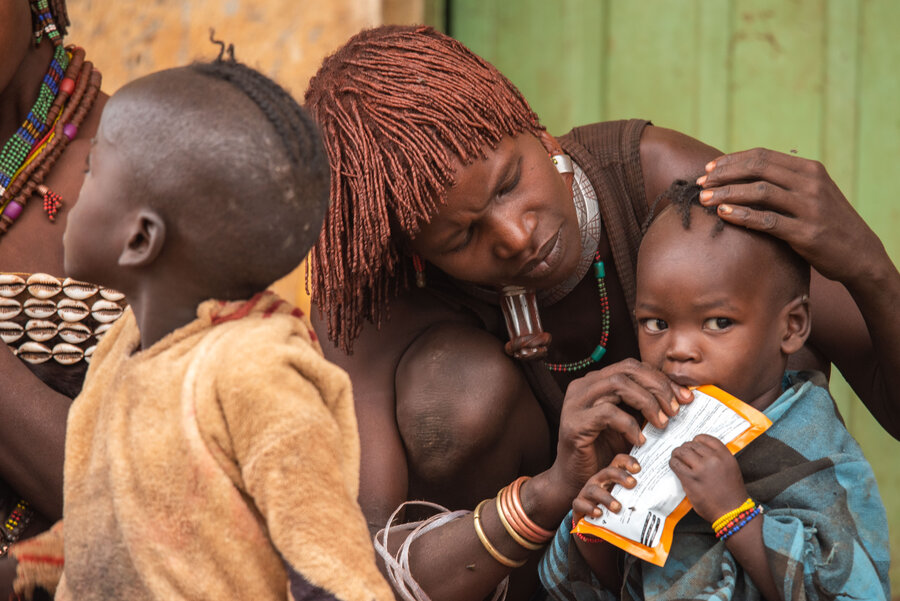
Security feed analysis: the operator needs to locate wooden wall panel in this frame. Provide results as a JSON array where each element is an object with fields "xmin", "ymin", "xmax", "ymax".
[
  {"xmin": 451, "ymin": 0, "xmax": 900, "ymax": 591},
  {"xmin": 66, "ymin": 0, "xmax": 425, "ymax": 316}
]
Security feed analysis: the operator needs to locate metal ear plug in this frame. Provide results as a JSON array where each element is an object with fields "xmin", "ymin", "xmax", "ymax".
[{"xmin": 551, "ymin": 153, "xmax": 574, "ymax": 174}]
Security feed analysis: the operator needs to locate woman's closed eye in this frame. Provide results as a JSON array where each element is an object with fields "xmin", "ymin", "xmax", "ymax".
[
  {"xmin": 498, "ymin": 165, "xmax": 520, "ymax": 196},
  {"xmin": 445, "ymin": 226, "xmax": 474, "ymax": 253},
  {"xmin": 703, "ymin": 317, "xmax": 734, "ymax": 331}
]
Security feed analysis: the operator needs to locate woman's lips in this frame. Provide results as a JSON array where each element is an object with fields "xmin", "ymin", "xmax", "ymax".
[{"xmin": 518, "ymin": 230, "xmax": 561, "ymax": 281}]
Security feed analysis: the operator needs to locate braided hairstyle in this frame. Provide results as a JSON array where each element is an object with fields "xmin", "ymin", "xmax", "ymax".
[
  {"xmin": 643, "ymin": 179, "xmax": 809, "ymax": 297},
  {"xmin": 305, "ymin": 25, "xmax": 544, "ymax": 352},
  {"xmin": 190, "ymin": 38, "xmax": 326, "ymax": 195},
  {"xmin": 643, "ymin": 179, "xmax": 725, "ymax": 236}
]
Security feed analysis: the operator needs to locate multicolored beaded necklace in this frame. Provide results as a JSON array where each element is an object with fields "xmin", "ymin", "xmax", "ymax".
[
  {"xmin": 0, "ymin": 44, "xmax": 101, "ymax": 240},
  {"xmin": 544, "ymin": 250, "xmax": 611, "ymax": 373},
  {"xmin": 0, "ymin": 44, "xmax": 68, "ymax": 193}
]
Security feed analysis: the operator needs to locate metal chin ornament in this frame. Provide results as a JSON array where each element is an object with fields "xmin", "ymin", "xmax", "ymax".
[{"xmin": 500, "ymin": 153, "xmax": 573, "ymax": 360}]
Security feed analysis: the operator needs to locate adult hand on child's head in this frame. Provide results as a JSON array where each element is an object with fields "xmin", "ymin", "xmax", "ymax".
[
  {"xmin": 545, "ymin": 359, "xmax": 692, "ymax": 506},
  {"xmin": 572, "ymin": 454, "xmax": 640, "ymax": 523},
  {"xmin": 669, "ymin": 434, "xmax": 747, "ymax": 525},
  {"xmin": 696, "ymin": 148, "xmax": 886, "ymax": 285}
]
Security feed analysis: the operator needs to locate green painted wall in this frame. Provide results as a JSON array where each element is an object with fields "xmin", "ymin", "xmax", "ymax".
[{"xmin": 450, "ymin": 0, "xmax": 899, "ymax": 594}]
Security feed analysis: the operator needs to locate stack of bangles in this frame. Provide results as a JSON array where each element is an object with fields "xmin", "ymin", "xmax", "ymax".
[
  {"xmin": 472, "ymin": 476, "xmax": 554, "ymax": 569},
  {"xmin": 712, "ymin": 498, "xmax": 764, "ymax": 541}
]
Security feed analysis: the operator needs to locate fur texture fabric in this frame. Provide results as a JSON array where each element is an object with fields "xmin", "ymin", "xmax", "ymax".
[{"xmin": 55, "ymin": 292, "xmax": 393, "ymax": 601}]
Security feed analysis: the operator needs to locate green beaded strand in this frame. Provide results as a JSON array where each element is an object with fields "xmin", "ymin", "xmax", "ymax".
[{"xmin": 545, "ymin": 253, "xmax": 611, "ymax": 373}]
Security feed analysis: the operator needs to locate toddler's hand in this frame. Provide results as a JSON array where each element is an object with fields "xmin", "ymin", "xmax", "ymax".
[
  {"xmin": 572, "ymin": 454, "xmax": 640, "ymax": 523},
  {"xmin": 669, "ymin": 434, "xmax": 747, "ymax": 524}
]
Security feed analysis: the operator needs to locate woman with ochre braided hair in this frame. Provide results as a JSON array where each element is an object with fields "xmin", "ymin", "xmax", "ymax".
[
  {"xmin": 304, "ymin": 26, "xmax": 900, "ymax": 601},
  {"xmin": 0, "ymin": 0, "xmax": 115, "ymax": 593}
]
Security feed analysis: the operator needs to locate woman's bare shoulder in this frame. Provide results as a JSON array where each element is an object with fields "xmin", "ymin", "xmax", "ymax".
[{"xmin": 639, "ymin": 125, "xmax": 721, "ymax": 206}]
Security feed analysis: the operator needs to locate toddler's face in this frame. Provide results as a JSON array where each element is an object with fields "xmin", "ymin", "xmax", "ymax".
[{"xmin": 635, "ymin": 209, "xmax": 790, "ymax": 407}]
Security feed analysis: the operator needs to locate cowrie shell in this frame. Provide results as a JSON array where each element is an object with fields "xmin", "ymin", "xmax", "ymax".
[
  {"xmin": 62, "ymin": 278, "xmax": 99, "ymax": 300},
  {"xmin": 24, "ymin": 298, "xmax": 56, "ymax": 319},
  {"xmin": 52, "ymin": 342, "xmax": 84, "ymax": 365},
  {"xmin": 0, "ymin": 321, "xmax": 24, "ymax": 344},
  {"xmin": 0, "ymin": 298, "xmax": 22, "ymax": 320},
  {"xmin": 84, "ymin": 344, "xmax": 96, "ymax": 363},
  {"xmin": 26, "ymin": 273, "xmax": 62, "ymax": 299},
  {"xmin": 98, "ymin": 288, "xmax": 125, "ymax": 302},
  {"xmin": 25, "ymin": 319, "xmax": 58, "ymax": 342},
  {"xmin": 57, "ymin": 298, "xmax": 89, "ymax": 322},
  {"xmin": 0, "ymin": 274, "xmax": 26, "ymax": 298},
  {"xmin": 58, "ymin": 322, "xmax": 91, "ymax": 344},
  {"xmin": 17, "ymin": 341, "xmax": 52, "ymax": 364},
  {"xmin": 93, "ymin": 322, "xmax": 113, "ymax": 340},
  {"xmin": 91, "ymin": 299, "xmax": 124, "ymax": 324}
]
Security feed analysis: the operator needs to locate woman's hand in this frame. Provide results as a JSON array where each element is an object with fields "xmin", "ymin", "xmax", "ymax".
[
  {"xmin": 697, "ymin": 148, "xmax": 888, "ymax": 285},
  {"xmin": 669, "ymin": 434, "xmax": 747, "ymax": 525},
  {"xmin": 540, "ymin": 359, "xmax": 692, "ymax": 513}
]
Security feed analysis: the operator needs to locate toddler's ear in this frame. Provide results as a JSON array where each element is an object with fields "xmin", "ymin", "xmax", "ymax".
[
  {"xmin": 780, "ymin": 294, "xmax": 811, "ymax": 355},
  {"xmin": 119, "ymin": 209, "xmax": 165, "ymax": 268}
]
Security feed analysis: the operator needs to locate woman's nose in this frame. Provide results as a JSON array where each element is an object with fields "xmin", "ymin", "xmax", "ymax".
[{"xmin": 489, "ymin": 209, "xmax": 536, "ymax": 260}]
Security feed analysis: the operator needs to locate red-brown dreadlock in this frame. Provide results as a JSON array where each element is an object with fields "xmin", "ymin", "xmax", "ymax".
[{"xmin": 305, "ymin": 25, "xmax": 543, "ymax": 352}]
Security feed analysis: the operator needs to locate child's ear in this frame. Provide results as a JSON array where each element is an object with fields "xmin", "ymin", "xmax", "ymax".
[
  {"xmin": 119, "ymin": 209, "xmax": 166, "ymax": 268},
  {"xmin": 780, "ymin": 294, "xmax": 811, "ymax": 355}
]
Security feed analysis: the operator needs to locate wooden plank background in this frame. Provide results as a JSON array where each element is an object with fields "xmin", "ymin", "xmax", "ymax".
[{"xmin": 449, "ymin": 0, "xmax": 899, "ymax": 593}]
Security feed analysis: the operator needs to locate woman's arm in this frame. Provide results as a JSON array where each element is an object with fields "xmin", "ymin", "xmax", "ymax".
[
  {"xmin": 0, "ymin": 346, "xmax": 71, "ymax": 520},
  {"xmin": 697, "ymin": 149, "xmax": 900, "ymax": 438},
  {"xmin": 313, "ymin": 289, "xmax": 690, "ymax": 601}
]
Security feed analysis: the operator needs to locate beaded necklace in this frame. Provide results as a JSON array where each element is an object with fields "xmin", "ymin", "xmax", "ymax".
[
  {"xmin": 0, "ymin": 46, "xmax": 101, "ymax": 239},
  {"xmin": 0, "ymin": 44, "xmax": 68, "ymax": 194},
  {"xmin": 544, "ymin": 250, "xmax": 611, "ymax": 373}
]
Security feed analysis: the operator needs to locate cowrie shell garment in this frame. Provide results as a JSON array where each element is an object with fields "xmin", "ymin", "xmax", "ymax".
[{"xmin": 1, "ymin": 273, "xmax": 127, "ymax": 365}]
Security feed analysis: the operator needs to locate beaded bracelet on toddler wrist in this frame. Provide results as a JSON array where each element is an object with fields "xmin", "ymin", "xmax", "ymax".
[
  {"xmin": 715, "ymin": 505, "xmax": 764, "ymax": 541},
  {"xmin": 711, "ymin": 498, "xmax": 755, "ymax": 533}
]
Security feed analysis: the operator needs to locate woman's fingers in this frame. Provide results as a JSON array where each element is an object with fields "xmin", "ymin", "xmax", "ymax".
[
  {"xmin": 574, "ymin": 360, "xmax": 691, "ymax": 425},
  {"xmin": 571, "ymin": 400, "xmax": 645, "ymax": 448},
  {"xmin": 699, "ymin": 147, "xmax": 810, "ymax": 191},
  {"xmin": 714, "ymin": 203, "xmax": 796, "ymax": 238}
]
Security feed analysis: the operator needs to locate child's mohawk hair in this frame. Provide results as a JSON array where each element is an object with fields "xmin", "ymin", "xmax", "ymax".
[
  {"xmin": 305, "ymin": 25, "xmax": 543, "ymax": 352},
  {"xmin": 643, "ymin": 179, "xmax": 725, "ymax": 236}
]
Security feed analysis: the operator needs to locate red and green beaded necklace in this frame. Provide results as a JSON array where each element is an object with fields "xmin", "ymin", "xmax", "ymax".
[{"xmin": 545, "ymin": 250, "xmax": 610, "ymax": 373}]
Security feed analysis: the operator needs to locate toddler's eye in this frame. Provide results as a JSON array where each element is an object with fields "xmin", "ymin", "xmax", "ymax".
[
  {"xmin": 642, "ymin": 318, "xmax": 668, "ymax": 332},
  {"xmin": 704, "ymin": 317, "xmax": 733, "ymax": 331}
]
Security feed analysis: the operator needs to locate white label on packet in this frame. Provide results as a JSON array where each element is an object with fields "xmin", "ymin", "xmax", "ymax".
[{"xmin": 584, "ymin": 389, "xmax": 751, "ymax": 549}]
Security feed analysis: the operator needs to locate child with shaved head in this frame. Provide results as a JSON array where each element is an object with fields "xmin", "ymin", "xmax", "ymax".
[
  {"xmin": 54, "ymin": 48, "xmax": 394, "ymax": 601},
  {"xmin": 540, "ymin": 181, "xmax": 890, "ymax": 601}
]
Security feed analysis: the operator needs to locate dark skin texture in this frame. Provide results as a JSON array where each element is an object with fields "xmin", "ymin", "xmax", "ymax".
[
  {"xmin": 574, "ymin": 206, "xmax": 812, "ymax": 600},
  {"xmin": 0, "ymin": 1, "xmax": 107, "ymax": 526},
  {"xmin": 314, "ymin": 115, "xmax": 900, "ymax": 600},
  {"xmin": 0, "ymin": 2, "xmax": 106, "ymax": 592},
  {"xmin": 698, "ymin": 151, "xmax": 900, "ymax": 436}
]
